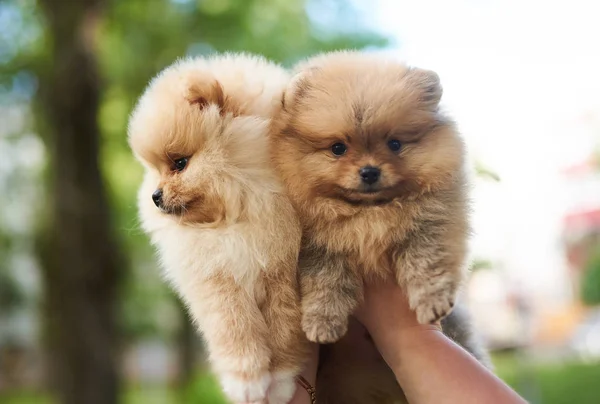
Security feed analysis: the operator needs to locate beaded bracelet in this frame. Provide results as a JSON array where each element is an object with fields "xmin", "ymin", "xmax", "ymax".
[{"xmin": 296, "ymin": 375, "xmax": 317, "ymax": 404}]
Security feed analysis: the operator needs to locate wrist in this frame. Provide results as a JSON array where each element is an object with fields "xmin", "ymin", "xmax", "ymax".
[
  {"xmin": 303, "ymin": 342, "xmax": 319, "ymax": 383},
  {"xmin": 370, "ymin": 323, "xmax": 443, "ymax": 368}
]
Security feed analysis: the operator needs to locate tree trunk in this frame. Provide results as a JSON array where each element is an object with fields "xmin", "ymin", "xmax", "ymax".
[{"xmin": 36, "ymin": 1, "xmax": 122, "ymax": 403}]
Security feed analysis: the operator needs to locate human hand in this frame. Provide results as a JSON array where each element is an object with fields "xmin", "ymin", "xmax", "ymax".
[
  {"xmin": 354, "ymin": 279, "xmax": 441, "ymax": 363},
  {"xmin": 355, "ymin": 280, "xmax": 527, "ymax": 404},
  {"xmin": 356, "ymin": 279, "xmax": 441, "ymax": 332}
]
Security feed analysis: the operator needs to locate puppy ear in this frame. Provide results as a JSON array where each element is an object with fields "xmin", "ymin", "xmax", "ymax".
[
  {"xmin": 185, "ymin": 78, "xmax": 238, "ymax": 116},
  {"xmin": 281, "ymin": 72, "xmax": 305, "ymax": 111},
  {"xmin": 405, "ymin": 68, "xmax": 443, "ymax": 109},
  {"xmin": 281, "ymin": 67, "xmax": 319, "ymax": 111}
]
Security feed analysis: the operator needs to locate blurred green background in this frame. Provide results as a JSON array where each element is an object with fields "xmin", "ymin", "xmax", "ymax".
[{"xmin": 1, "ymin": 0, "xmax": 599, "ymax": 403}]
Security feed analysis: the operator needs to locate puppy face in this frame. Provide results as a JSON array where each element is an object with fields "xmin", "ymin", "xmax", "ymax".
[
  {"xmin": 129, "ymin": 62, "xmax": 272, "ymax": 228},
  {"xmin": 274, "ymin": 52, "xmax": 465, "ymax": 208}
]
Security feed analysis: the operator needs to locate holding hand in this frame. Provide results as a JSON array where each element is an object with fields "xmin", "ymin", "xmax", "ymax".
[{"xmin": 355, "ymin": 280, "xmax": 527, "ymax": 404}]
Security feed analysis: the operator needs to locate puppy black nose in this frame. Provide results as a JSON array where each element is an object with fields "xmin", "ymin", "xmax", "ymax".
[
  {"xmin": 359, "ymin": 166, "xmax": 381, "ymax": 185},
  {"xmin": 152, "ymin": 189, "xmax": 163, "ymax": 207}
]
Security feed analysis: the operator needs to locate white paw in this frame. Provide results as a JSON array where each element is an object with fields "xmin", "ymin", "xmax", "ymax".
[
  {"xmin": 267, "ymin": 371, "xmax": 297, "ymax": 404},
  {"xmin": 220, "ymin": 372, "xmax": 271, "ymax": 404}
]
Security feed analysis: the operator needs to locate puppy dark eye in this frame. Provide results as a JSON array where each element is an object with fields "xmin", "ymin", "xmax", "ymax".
[
  {"xmin": 331, "ymin": 143, "xmax": 347, "ymax": 156},
  {"xmin": 387, "ymin": 139, "xmax": 402, "ymax": 152},
  {"xmin": 173, "ymin": 157, "xmax": 188, "ymax": 172}
]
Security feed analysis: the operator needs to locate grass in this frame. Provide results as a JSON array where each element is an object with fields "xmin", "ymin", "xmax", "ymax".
[
  {"xmin": 493, "ymin": 353, "xmax": 600, "ymax": 404},
  {"xmin": 3, "ymin": 357, "xmax": 600, "ymax": 403},
  {"xmin": 0, "ymin": 392, "xmax": 51, "ymax": 404},
  {"xmin": 1, "ymin": 373, "xmax": 227, "ymax": 404}
]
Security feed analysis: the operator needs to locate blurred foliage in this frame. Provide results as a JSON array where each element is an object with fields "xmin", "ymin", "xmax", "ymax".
[
  {"xmin": 474, "ymin": 161, "xmax": 501, "ymax": 182},
  {"xmin": 0, "ymin": 234, "xmax": 24, "ymax": 313},
  {"xmin": 471, "ymin": 258, "xmax": 494, "ymax": 272},
  {"xmin": 582, "ymin": 248, "xmax": 600, "ymax": 305},
  {"xmin": 0, "ymin": 269, "xmax": 26, "ymax": 314}
]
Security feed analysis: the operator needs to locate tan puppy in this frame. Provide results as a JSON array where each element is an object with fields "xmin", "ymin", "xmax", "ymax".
[
  {"xmin": 270, "ymin": 50, "xmax": 476, "ymax": 401},
  {"xmin": 129, "ymin": 54, "xmax": 308, "ymax": 404},
  {"xmin": 272, "ymin": 50, "xmax": 469, "ymax": 337}
]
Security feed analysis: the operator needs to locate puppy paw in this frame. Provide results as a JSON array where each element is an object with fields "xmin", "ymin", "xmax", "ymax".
[
  {"xmin": 267, "ymin": 370, "xmax": 297, "ymax": 404},
  {"xmin": 302, "ymin": 312, "xmax": 348, "ymax": 343},
  {"xmin": 414, "ymin": 295, "xmax": 455, "ymax": 324},
  {"xmin": 220, "ymin": 371, "xmax": 271, "ymax": 404}
]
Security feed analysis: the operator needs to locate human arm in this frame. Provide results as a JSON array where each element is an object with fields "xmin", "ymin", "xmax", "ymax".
[{"xmin": 355, "ymin": 281, "xmax": 527, "ymax": 404}]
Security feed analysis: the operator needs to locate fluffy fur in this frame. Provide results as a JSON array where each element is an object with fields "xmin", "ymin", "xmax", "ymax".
[
  {"xmin": 129, "ymin": 53, "xmax": 308, "ymax": 404},
  {"xmin": 270, "ymin": 50, "xmax": 487, "ymax": 402}
]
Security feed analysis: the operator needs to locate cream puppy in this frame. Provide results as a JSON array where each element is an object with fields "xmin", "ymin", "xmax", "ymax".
[{"xmin": 129, "ymin": 54, "xmax": 308, "ymax": 404}]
